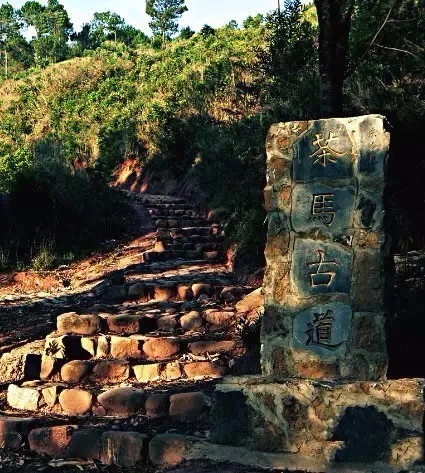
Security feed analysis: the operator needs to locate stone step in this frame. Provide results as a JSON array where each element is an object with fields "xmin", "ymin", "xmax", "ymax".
[
  {"xmin": 154, "ymin": 219, "xmax": 210, "ymax": 229},
  {"xmin": 6, "ymin": 381, "xmax": 215, "ymax": 419},
  {"xmin": 54, "ymin": 308, "xmax": 240, "ymax": 337},
  {"xmin": 149, "ymin": 209, "xmax": 202, "ymax": 218},
  {"xmin": 143, "ymin": 250, "xmax": 222, "ymax": 263},
  {"xmin": 43, "ymin": 332, "xmax": 242, "ymax": 362}
]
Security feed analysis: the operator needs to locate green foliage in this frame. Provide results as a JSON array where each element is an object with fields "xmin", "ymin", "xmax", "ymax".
[
  {"xmin": 146, "ymin": 0, "xmax": 188, "ymax": 44},
  {"xmin": 91, "ymin": 11, "xmax": 125, "ymax": 44},
  {"xmin": 31, "ymin": 238, "xmax": 56, "ymax": 270}
]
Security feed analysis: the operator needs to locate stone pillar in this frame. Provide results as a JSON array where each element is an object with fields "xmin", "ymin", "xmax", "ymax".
[
  {"xmin": 261, "ymin": 115, "xmax": 390, "ymax": 381},
  {"xmin": 211, "ymin": 116, "xmax": 425, "ymax": 468}
]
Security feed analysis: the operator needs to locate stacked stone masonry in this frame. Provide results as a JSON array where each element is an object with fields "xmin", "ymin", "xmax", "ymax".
[{"xmin": 262, "ymin": 115, "xmax": 390, "ymax": 381}]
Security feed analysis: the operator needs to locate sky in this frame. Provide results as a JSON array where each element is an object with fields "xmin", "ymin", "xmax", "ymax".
[{"xmin": 8, "ymin": 0, "xmax": 279, "ymax": 35}]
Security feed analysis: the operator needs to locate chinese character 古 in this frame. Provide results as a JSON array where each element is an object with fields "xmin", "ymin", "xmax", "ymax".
[{"xmin": 306, "ymin": 249, "xmax": 339, "ymax": 287}]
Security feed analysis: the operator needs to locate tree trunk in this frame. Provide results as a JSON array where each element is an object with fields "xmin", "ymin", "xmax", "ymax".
[
  {"xmin": 5, "ymin": 50, "xmax": 8, "ymax": 78},
  {"xmin": 314, "ymin": 0, "xmax": 355, "ymax": 117}
]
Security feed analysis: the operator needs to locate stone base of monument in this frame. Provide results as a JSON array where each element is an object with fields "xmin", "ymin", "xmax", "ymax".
[{"xmin": 207, "ymin": 376, "xmax": 425, "ymax": 471}]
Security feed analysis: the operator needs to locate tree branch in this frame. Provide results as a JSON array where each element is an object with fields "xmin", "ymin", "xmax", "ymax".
[
  {"xmin": 374, "ymin": 43, "xmax": 422, "ymax": 60},
  {"xmin": 346, "ymin": 0, "xmax": 399, "ymax": 77}
]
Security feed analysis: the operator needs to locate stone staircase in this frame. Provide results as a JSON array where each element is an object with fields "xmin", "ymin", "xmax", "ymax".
[
  {"xmin": 0, "ymin": 194, "xmax": 262, "ymax": 469},
  {"xmin": 141, "ymin": 195, "xmax": 224, "ymax": 263}
]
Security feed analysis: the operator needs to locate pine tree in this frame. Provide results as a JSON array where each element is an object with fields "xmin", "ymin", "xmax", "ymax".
[{"xmin": 146, "ymin": 0, "xmax": 188, "ymax": 45}]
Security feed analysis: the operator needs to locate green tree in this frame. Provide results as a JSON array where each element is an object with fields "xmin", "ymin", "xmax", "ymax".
[
  {"xmin": 146, "ymin": 0, "xmax": 188, "ymax": 45},
  {"xmin": 0, "ymin": 3, "xmax": 27, "ymax": 77},
  {"xmin": 20, "ymin": 0, "xmax": 73, "ymax": 65},
  {"xmin": 91, "ymin": 11, "xmax": 125, "ymax": 44},
  {"xmin": 179, "ymin": 26, "xmax": 194, "ymax": 39}
]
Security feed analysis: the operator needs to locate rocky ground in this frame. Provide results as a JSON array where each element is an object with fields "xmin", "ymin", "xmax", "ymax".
[{"xmin": 0, "ymin": 193, "xmax": 264, "ymax": 472}]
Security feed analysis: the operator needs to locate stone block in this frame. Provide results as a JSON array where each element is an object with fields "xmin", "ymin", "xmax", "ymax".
[
  {"xmin": 0, "ymin": 417, "xmax": 35, "ymax": 450},
  {"xmin": 177, "ymin": 285, "xmax": 193, "ymax": 301},
  {"xmin": 133, "ymin": 363, "xmax": 161, "ymax": 383},
  {"xmin": 7, "ymin": 384, "xmax": 40, "ymax": 411},
  {"xmin": 145, "ymin": 394, "xmax": 169, "ymax": 419},
  {"xmin": 44, "ymin": 335, "xmax": 87, "ymax": 360},
  {"xmin": 183, "ymin": 362, "xmax": 224, "ymax": 379},
  {"xmin": 98, "ymin": 388, "xmax": 145, "ymax": 416},
  {"xmin": 169, "ymin": 392, "xmax": 209, "ymax": 420},
  {"xmin": 61, "ymin": 360, "xmax": 91, "ymax": 383},
  {"xmin": 163, "ymin": 361, "xmax": 182, "ymax": 380},
  {"xmin": 143, "ymin": 338, "xmax": 180, "ymax": 361},
  {"xmin": 157, "ymin": 315, "xmax": 179, "ymax": 332},
  {"xmin": 59, "ymin": 389, "xmax": 93, "ymax": 415},
  {"xmin": 92, "ymin": 360, "xmax": 130, "ymax": 382},
  {"xmin": 189, "ymin": 340, "xmax": 237, "ymax": 355},
  {"xmin": 42, "ymin": 385, "xmax": 59, "ymax": 407},
  {"xmin": 68, "ymin": 429, "xmax": 102, "ymax": 460},
  {"xmin": 203, "ymin": 310, "xmax": 234, "ymax": 326},
  {"xmin": 128, "ymin": 283, "xmax": 146, "ymax": 299},
  {"xmin": 291, "ymin": 239, "xmax": 352, "ymax": 296},
  {"xmin": 292, "ymin": 302, "xmax": 352, "ymax": 361},
  {"xmin": 291, "ymin": 184, "xmax": 355, "ymax": 232},
  {"xmin": 100, "ymin": 431, "xmax": 147, "ymax": 467},
  {"xmin": 96, "ymin": 336, "xmax": 109, "ymax": 358},
  {"xmin": 211, "ymin": 376, "xmax": 424, "ymax": 468},
  {"xmin": 57, "ymin": 312, "xmax": 101, "ymax": 336},
  {"xmin": 180, "ymin": 311, "xmax": 203, "ymax": 331},
  {"xmin": 293, "ymin": 119, "xmax": 354, "ymax": 182},
  {"xmin": 352, "ymin": 249, "xmax": 385, "ymax": 311},
  {"xmin": 192, "ymin": 283, "xmax": 213, "ymax": 298},
  {"xmin": 110, "ymin": 336, "xmax": 142, "ymax": 359},
  {"xmin": 235, "ymin": 288, "xmax": 264, "ymax": 314},
  {"xmin": 220, "ymin": 286, "xmax": 246, "ymax": 302},
  {"xmin": 29, "ymin": 425, "xmax": 77, "ymax": 458},
  {"xmin": 149, "ymin": 434, "xmax": 199, "ymax": 466},
  {"xmin": 0, "ymin": 353, "xmax": 41, "ymax": 384},
  {"xmin": 106, "ymin": 315, "xmax": 141, "ymax": 334},
  {"xmin": 154, "ymin": 286, "xmax": 175, "ymax": 301}
]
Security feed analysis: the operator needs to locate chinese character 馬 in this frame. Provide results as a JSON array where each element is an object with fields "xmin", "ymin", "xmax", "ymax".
[{"xmin": 309, "ymin": 193, "xmax": 335, "ymax": 227}]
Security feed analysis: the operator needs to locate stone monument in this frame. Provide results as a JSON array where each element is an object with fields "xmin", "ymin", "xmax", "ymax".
[{"xmin": 211, "ymin": 115, "xmax": 425, "ymax": 470}]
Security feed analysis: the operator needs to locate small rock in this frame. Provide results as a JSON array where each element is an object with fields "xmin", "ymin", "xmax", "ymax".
[
  {"xmin": 220, "ymin": 286, "xmax": 246, "ymax": 302},
  {"xmin": 40, "ymin": 355, "xmax": 57, "ymax": 380},
  {"xmin": 154, "ymin": 286, "xmax": 175, "ymax": 301},
  {"xmin": 143, "ymin": 338, "xmax": 180, "ymax": 361},
  {"xmin": 133, "ymin": 364, "xmax": 161, "ymax": 383},
  {"xmin": 0, "ymin": 417, "xmax": 35, "ymax": 450},
  {"xmin": 68, "ymin": 429, "xmax": 102, "ymax": 460},
  {"xmin": 98, "ymin": 388, "xmax": 145, "ymax": 416},
  {"xmin": 189, "ymin": 340, "xmax": 237, "ymax": 355},
  {"xmin": 100, "ymin": 431, "xmax": 148, "ymax": 467},
  {"xmin": 180, "ymin": 311, "xmax": 203, "ymax": 332},
  {"xmin": 157, "ymin": 315, "xmax": 179, "ymax": 332},
  {"xmin": 169, "ymin": 392, "xmax": 209, "ymax": 420},
  {"xmin": 183, "ymin": 362, "xmax": 224, "ymax": 379},
  {"xmin": 59, "ymin": 389, "xmax": 93, "ymax": 415},
  {"xmin": 145, "ymin": 394, "xmax": 169, "ymax": 419},
  {"xmin": 7, "ymin": 385, "xmax": 40, "ymax": 411},
  {"xmin": 235, "ymin": 287, "xmax": 264, "ymax": 314},
  {"xmin": 61, "ymin": 361, "xmax": 91, "ymax": 383},
  {"xmin": 29, "ymin": 425, "xmax": 77, "ymax": 457},
  {"xmin": 128, "ymin": 283, "xmax": 146, "ymax": 299},
  {"xmin": 177, "ymin": 285, "xmax": 193, "ymax": 301},
  {"xmin": 192, "ymin": 283, "xmax": 213, "ymax": 298},
  {"xmin": 42, "ymin": 386, "xmax": 59, "ymax": 407},
  {"xmin": 102, "ymin": 285, "xmax": 127, "ymax": 302},
  {"xmin": 57, "ymin": 312, "xmax": 101, "ymax": 336},
  {"xmin": 97, "ymin": 336, "xmax": 109, "ymax": 358},
  {"xmin": 149, "ymin": 434, "xmax": 198, "ymax": 466},
  {"xmin": 203, "ymin": 310, "xmax": 234, "ymax": 326},
  {"xmin": 107, "ymin": 315, "xmax": 141, "ymax": 334},
  {"xmin": 163, "ymin": 362, "xmax": 182, "ymax": 381},
  {"xmin": 92, "ymin": 361, "xmax": 130, "ymax": 382},
  {"xmin": 110, "ymin": 337, "xmax": 142, "ymax": 358}
]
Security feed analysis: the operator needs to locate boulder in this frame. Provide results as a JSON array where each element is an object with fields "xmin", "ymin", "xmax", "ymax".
[
  {"xmin": 29, "ymin": 425, "xmax": 77, "ymax": 458},
  {"xmin": 107, "ymin": 315, "xmax": 141, "ymax": 335},
  {"xmin": 61, "ymin": 361, "xmax": 91, "ymax": 383},
  {"xmin": 7, "ymin": 384, "xmax": 40, "ymax": 411},
  {"xmin": 110, "ymin": 337, "xmax": 142, "ymax": 359},
  {"xmin": 145, "ymin": 394, "xmax": 169, "ymax": 419},
  {"xmin": 192, "ymin": 283, "xmax": 213, "ymax": 298},
  {"xmin": 133, "ymin": 364, "xmax": 161, "ymax": 383},
  {"xmin": 180, "ymin": 311, "xmax": 203, "ymax": 332},
  {"xmin": 169, "ymin": 392, "xmax": 210, "ymax": 420},
  {"xmin": 100, "ymin": 431, "xmax": 147, "ymax": 467},
  {"xmin": 68, "ymin": 429, "xmax": 102, "ymax": 460},
  {"xmin": 57, "ymin": 312, "xmax": 101, "ymax": 336},
  {"xmin": 92, "ymin": 361, "xmax": 130, "ymax": 382},
  {"xmin": 183, "ymin": 362, "xmax": 224, "ymax": 379},
  {"xmin": 59, "ymin": 389, "xmax": 93, "ymax": 415},
  {"xmin": 189, "ymin": 340, "xmax": 237, "ymax": 355},
  {"xmin": 143, "ymin": 338, "xmax": 180, "ymax": 361},
  {"xmin": 98, "ymin": 388, "xmax": 145, "ymax": 416}
]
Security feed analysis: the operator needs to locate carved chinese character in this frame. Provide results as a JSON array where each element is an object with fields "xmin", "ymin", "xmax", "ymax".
[
  {"xmin": 305, "ymin": 310, "xmax": 343, "ymax": 350},
  {"xmin": 306, "ymin": 249, "xmax": 339, "ymax": 287},
  {"xmin": 309, "ymin": 193, "xmax": 335, "ymax": 226},
  {"xmin": 309, "ymin": 132, "xmax": 345, "ymax": 167}
]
